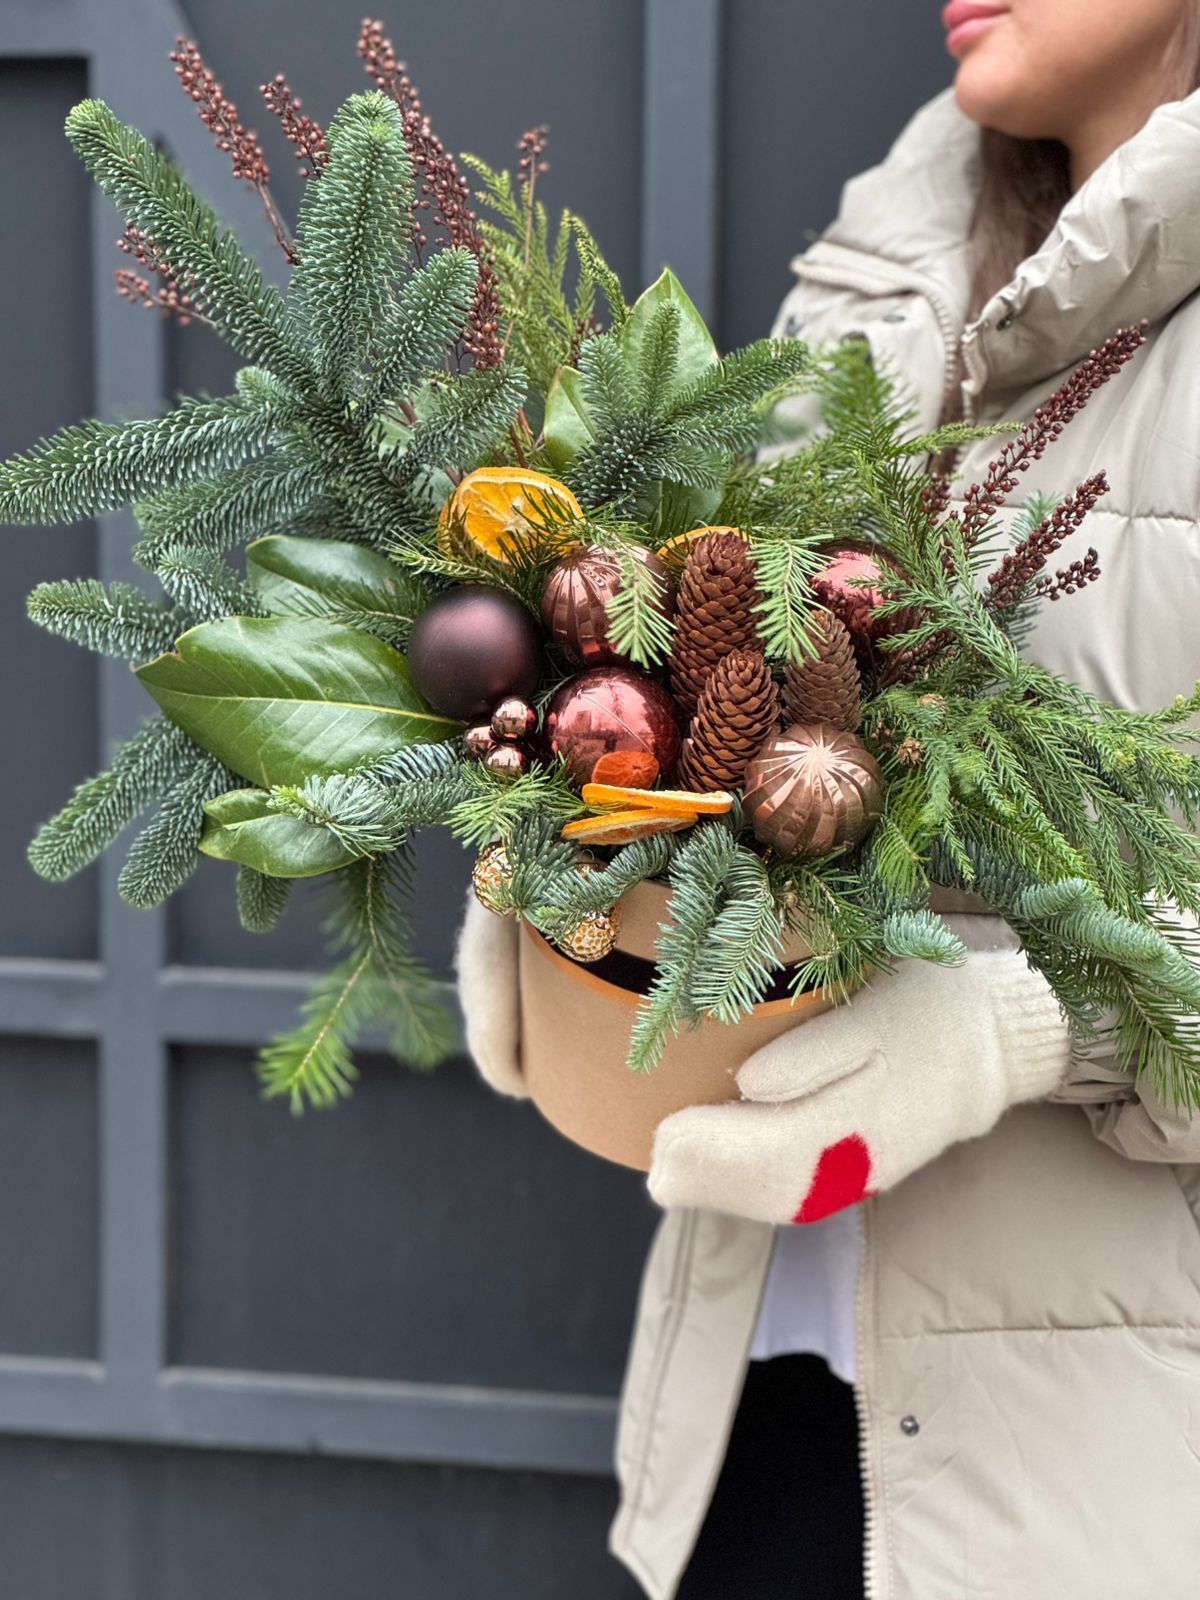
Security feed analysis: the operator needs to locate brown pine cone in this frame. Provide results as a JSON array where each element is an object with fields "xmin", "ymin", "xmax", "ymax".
[
  {"xmin": 782, "ymin": 610, "xmax": 862, "ymax": 732},
  {"xmin": 678, "ymin": 649, "xmax": 780, "ymax": 792},
  {"xmin": 669, "ymin": 531, "xmax": 763, "ymax": 716}
]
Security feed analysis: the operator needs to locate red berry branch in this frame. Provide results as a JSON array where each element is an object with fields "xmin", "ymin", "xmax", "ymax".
[
  {"xmin": 983, "ymin": 472, "xmax": 1110, "ymax": 613},
  {"xmin": 1034, "ymin": 548, "xmax": 1102, "ymax": 603},
  {"xmin": 261, "ymin": 75, "xmax": 328, "ymax": 178},
  {"xmin": 114, "ymin": 225, "xmax": 212, "ymax": 328},
  {"xmin": 957, "ymin": 323, "xmax": 1146, "ymax": 547},
  {"xmin": 169, "ymin": 38, "xmax": 297, "ymax": 264},
  {"xmin": 357, "ymin": 17, "xmax": 503, "ymax": 367}
]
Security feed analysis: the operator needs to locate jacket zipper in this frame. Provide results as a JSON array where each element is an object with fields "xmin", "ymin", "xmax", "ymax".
[
  {"xmin": 854, "ymin": 1201, "xmax": 882, "ymax": 1600},
  {"xmin": 789, "ymin": 249, "xmax": 966, "ymax": 406}
]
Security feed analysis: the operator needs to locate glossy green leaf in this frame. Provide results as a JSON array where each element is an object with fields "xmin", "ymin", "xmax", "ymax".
[
  {"xmin": 620, "ymin": 269, "xmax": 718, "ymax": 400},
  {"xmin": 247, "ymin": 534, "xmax": 429, "ymax": 640},
  {"xmin": 136, "ymin": 616, "xmax": 462, "ymax": 788},
  {"xmin": 542, "ymin": 364, "xmax": 596, "ymax": 472},
  {"xmin": 200, "ymin": 788, "xmax": 357, "ymax": 877}
]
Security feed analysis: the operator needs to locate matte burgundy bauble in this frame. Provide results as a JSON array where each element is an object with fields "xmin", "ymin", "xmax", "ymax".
[
  {"xmin": 407, "ymin": 587, "xmax": 541, "ymax": 721},
  {"xmin": 540, "ymin": 546, "xmax": 674, "ymax": 667},
  {"xmin": 544, "ymin": 667, "xmax": 682, "ymax": 789}
]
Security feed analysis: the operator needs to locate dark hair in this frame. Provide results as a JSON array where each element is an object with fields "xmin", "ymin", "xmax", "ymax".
[{"xmin": 943, "ymin": 12, "xmax": 1200, "ymax": 421}]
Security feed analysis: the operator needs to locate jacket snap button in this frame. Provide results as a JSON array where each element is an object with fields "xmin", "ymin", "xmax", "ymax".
[{"xmin": 900, "ymin": 1415, "xmax": 920, "ymax": 1436}]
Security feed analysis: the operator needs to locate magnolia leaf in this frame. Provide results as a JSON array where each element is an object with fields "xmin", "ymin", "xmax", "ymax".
[
  {"xmin": 247, "ymin": 534, "xmax": 429, "ymax": 640},
  {"xmin": 137, "ymin": 616, "xmax": 462, "ymax": 787},
  {"xmin": 543, "ymin": 364, "xmax": 596, "ymax": 472},
  {"xmin": 621, "ymin": 269, "xmax": 718, "ymax": 400},
  {"xmin": 200, "ymin": 788, "xmax": 357, "ymax": 877}
]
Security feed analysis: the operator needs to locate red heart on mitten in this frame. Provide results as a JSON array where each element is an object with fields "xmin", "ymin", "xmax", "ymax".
[{"xmin": 793, "ymin": 1134, "xmax": 874, "ymax": 1224}]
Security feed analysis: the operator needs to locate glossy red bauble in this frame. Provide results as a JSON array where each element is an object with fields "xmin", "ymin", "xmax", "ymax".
[{"xmin": 544, "ymin": 667, "xmax": 682, "ymax": 789}]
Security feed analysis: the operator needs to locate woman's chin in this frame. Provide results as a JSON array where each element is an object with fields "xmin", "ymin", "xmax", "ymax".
[{"xmin": 953, "ymin": 58, "xmax": 1044, "ymax": 138}]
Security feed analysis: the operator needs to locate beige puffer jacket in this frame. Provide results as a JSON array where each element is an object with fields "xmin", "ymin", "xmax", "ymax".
[{"xmin": 610, "ymin": 88, "xmax": 1200, "ymax": 1600}]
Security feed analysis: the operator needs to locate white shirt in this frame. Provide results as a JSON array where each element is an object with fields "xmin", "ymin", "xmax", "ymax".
[{"xmin": 748, "ymin": 1207, "xmax": 861, "ymax": 1384}]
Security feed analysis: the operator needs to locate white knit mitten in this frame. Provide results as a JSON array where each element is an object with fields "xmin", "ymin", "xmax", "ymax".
[
  {"xmin": 454, "ymin": 896, "xmax": 527, "ymax": 1099},
  {"xmin": 648, "ymin": 950, "xmax": 1071, "ymax": 1224}
]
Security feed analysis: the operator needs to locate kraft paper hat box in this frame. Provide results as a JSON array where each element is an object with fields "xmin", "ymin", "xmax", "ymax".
[{"xmin": 519, "ymin": 878, "xmax": 834, "ymax": 1172}]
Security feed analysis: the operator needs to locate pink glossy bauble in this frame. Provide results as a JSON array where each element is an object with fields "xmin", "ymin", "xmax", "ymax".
[{"xmin": 544, "ymin": 667, "xmax": 682, "ymax": 789}]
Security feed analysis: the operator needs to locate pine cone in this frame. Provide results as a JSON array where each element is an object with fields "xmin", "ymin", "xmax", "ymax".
[
  {"xmin": 678, "ymin": 650, "xmax": 780, "ymax": 792},
  {"xmin": 782, "ymin": 610, "xmax": 862, "ymax": 732},
  {"xmin": 669, "ymin": 532, "xmax": 763, "ymax": 716}
]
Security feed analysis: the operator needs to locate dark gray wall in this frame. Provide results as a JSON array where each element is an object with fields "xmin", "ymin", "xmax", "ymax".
[{"xmin": 0, "ymin": 2, "xmax": 951, "ymax": 1594}]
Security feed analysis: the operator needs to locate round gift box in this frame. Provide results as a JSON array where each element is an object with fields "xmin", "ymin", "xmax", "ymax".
[{"xmin": 518, "ymin": 878, "xmax": 838, "ymax": 1172}]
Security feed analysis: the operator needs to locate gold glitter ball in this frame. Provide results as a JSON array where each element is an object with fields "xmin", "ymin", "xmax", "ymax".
[
  {"xmin": 471, "ymin": 841, "xmax": 514, "ymax": 914},
  {"xmin": 556, "ymin": 904, "xmax": 621, "ymax": 964}
]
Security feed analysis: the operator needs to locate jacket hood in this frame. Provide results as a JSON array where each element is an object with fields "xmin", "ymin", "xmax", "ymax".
[{"xmin": 812, "ymin": 85, "xmax": 1200, "ymax": 396}]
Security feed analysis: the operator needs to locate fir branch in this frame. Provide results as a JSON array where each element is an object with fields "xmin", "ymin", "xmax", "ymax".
[
  {"xmin": 28, "ymin": 717, "xmax": 197, "ymax": 882},
  {"xmin": 294, "ymin": 92, "xmax": 413, "ymax": 392},
  {"xmin": 748, "ymin": 533, "xmax": 826, "ymax": 663},
  {"xmin": 133, "ymin": 453, "xmax": 324, "ymax": 567},
  {"xmin": 366, "ymin": 247, "xmax": 478, "ymax": 407},
  {"xmin": 152, "ymin": 548, "xmax": 267, "ymax": 620},
  {"xmin": 27, "ymin": 579, "xmax": 186, "ymax": 661},
  {"xmin": 237, "ymin": 865, "xmax": 291, "ymax": 932},
  {"xmin": 880, "ymin": 910, "xmax": 966, "ymax": 965},
  {"xmin": 628, "ymin": 824, "xmax": 740, "ymax": 1073},
  {"xmin": 0, "ymin": 391, "xmax": 286, "ymax": 527},
  {"xmin": 258, "ymin": 852, "xmax": 456, "ymax": 1110},
  {"xmin": 448, "ymin": 761, "xmax": 582, "ymax": 849},
  {"xmin": 269, "ymin": 773, "xmax": 407, "ymax": 858},
  {"xmin": 118, "ymin": 752, "xmax": 233, "ymax": 908},
  {"xmin": 689, "ymin": 846, "xmax": 786, "ymax": 1024},
  {"xmin": 603, "ymin": 543, "xmax": 677, "ymax": 668},
  {"xmin": 64, "ymin": 99, "xmax": 308, "ymax": 384}
]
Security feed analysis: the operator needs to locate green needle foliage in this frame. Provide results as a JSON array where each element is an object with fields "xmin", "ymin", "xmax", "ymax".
[
  {"xmin": 237, "ymin": 866, "xmax": 292, "ymax": 934},
  {"xmin": 27, "ymin": 580, "xmax": 188, "ymax": 661}
]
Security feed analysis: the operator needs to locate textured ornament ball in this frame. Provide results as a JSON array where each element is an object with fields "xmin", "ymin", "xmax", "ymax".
[
  {"xmin": 544, "ymin": 667, "xmax": 682, "ymax": 789},
  {"xmin": 490, "ymin": 696, "xmax": 538, "ymax": 742},
  {"xmin": 743, "ymin": 723, "xmax": 883, "ymax": 858},
  {"xmin": 471, "ymin": 841, "xmax": 514, "ymax": 914},
  {"xmin": 483, "ymin": 742, "xmax": 529, "ymax": 782},
  {"xmin": 541, "ymin": 546, "xmax": 674, "ymax": 667},
  {"xmin": 407, "ymin": 588, "xmax": 541, "ymax": 721},
  {"xmin": 556, "ymin": 905, "xmax": 622, "ymax": 964}
]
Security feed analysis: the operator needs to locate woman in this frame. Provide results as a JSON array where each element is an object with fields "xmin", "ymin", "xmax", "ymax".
[{"xmin": 458, "ymin": 2, "xmax": 1200, "ymax": 1594}]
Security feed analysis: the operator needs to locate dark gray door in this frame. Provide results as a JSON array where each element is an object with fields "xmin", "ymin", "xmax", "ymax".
[{"xmin": 0, "ymin": 2, "xmax": 950, "ymax": 1592}]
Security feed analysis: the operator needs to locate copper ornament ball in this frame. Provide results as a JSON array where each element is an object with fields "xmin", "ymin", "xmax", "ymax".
[
  {"xmin": 491, "ymin": 696, "xmax": 538, "ymax": 742},
  {"xmin": 483, "ymin": 742, "xmax": 530, "ymax": 782},
  {"xmin": 544, "ymin": 666, "xmax": 682, "ymax": 789},
  {"xmin": 541, "ymin": 545, "xmax": 674, "ymax": 667},
  {"xmin": 743, "ymin": 723, "xmax": 883, "ymax": 858},
  {"xmin": 463, "ymin": 723, "xmax": 496, "ymax": 761},
  {"xmin": 407, "ymin": 587, "xmax": 541, "ymax": 722}
]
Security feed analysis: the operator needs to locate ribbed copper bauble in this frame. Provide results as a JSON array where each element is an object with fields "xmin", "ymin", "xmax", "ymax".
[
  {"xmin": 544, "ymin": 666, "xmax": 681, "ymax": 789},
  {"xmin": 743, "ymin": 723, "xmax": 883, "ymax": 858},
  {"xmin": 541, "ymin": 546, "xmax": 674, "ymax": 667}
]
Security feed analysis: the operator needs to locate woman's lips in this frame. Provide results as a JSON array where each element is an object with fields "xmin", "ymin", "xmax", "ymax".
[{"xmin": 942, "ymin": 0, "xmax": 1007, "ymax": 57}]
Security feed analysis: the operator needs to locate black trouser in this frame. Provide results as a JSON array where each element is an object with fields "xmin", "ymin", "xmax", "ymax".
[{"xmin": 676, "ymin": 1354, "xmax": 865, "ymax": 1599}]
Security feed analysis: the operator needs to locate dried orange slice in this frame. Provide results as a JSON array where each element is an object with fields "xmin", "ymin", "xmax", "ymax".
[
  {"xmin": 655, "ymin": 524, "xmax": 746, "ymax": 569},
  {"xmin": 438, "ymin": 467, "xmax": 583, "ymax": 564},
  {"xmin": 582, "ymin": 783, "xmax": 734, "ymax": 815},
  {"xmin": 562, "ymin": 809, "xmax": 699, "ymax": 845}
]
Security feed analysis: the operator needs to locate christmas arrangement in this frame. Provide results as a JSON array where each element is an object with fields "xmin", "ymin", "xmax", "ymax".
[{"xmin": 4, "ymin": 23, "xmax": 1200, "ymax": 1129}]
